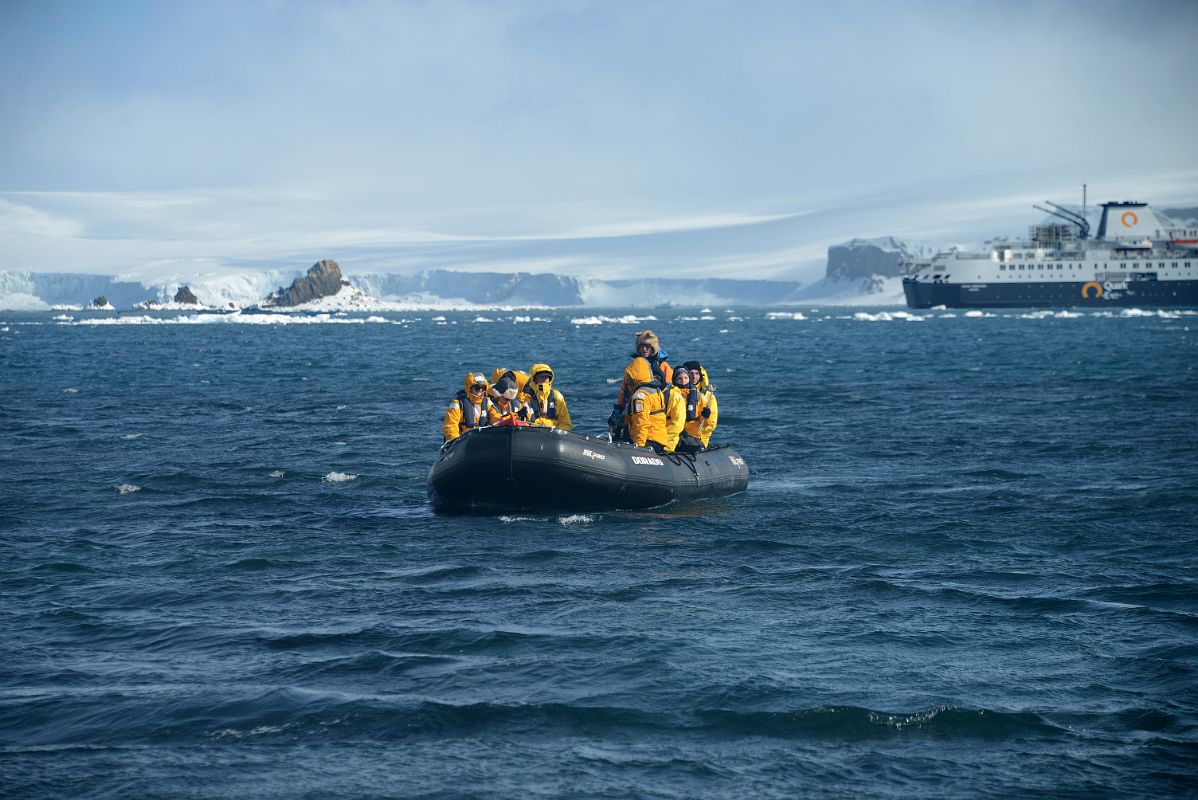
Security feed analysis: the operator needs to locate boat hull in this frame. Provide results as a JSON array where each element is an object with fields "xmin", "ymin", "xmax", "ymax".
[
  {"xmin": 427, "ymin": 426, "xmax": 749, "ymax": 513},
  {"xmin": 904, "ymin": 277, "xmax": 1198, "ymax": 309}
]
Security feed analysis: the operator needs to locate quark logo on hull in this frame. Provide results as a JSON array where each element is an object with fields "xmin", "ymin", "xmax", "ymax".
[{"xmin": 630, "ymin": 455, "xmax": 665, "ymax": 466}]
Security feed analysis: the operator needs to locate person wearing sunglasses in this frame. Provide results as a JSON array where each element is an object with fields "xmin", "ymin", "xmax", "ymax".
[
  {"xmin": 521, "ymin": 362, "xmax": 572, "ymax": 431},
  {"xmin": 442, "ymin": 371, "xmax": 492, "ymax": 441},
  {"xmin": 608, "ymin": 329, "xmax": 673, "ymax": 437}
]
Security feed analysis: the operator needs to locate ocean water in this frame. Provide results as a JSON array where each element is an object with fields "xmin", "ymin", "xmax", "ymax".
[{"xmin": 2, "ymin": 306, "xmax": 1197, "ymax": 799}]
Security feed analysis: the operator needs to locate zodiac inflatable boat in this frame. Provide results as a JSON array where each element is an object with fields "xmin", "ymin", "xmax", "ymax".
[{"xmin": 427, "ymin": 424, "xmax": 749, "ymax": 513}]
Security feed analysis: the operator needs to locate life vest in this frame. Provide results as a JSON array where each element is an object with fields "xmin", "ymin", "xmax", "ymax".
[
  {"xmin": 525, "ymin": 386, "xmax": 558, "ymax": 420},
  {"xmin": 455, "ymin": 389, "xmax": 491, "ymax": 430}
]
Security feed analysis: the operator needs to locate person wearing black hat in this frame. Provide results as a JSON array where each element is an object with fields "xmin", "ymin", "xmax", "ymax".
[
  {"xmin": 681, "ymin": 360, "xmax": 717, "ymax": 448},
  {"xmin": 662, "ymin": 362, "xmax": 702, "ymax": 453}
]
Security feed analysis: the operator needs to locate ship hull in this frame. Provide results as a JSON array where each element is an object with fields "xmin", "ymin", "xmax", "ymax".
[{"xmin": 904, "ymin": 278, "xmax": 1198, "ymax": 309}]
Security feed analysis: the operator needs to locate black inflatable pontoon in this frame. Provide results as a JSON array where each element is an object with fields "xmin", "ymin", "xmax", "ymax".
[{"xmin": 428, "ymin": 425, "xmax": 749, "ymax": 513}]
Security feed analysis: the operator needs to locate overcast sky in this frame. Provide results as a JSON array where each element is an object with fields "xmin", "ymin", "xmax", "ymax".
[{"xmin": 2, "ymin": 0, "xmax": 1196, "ymax": 278}]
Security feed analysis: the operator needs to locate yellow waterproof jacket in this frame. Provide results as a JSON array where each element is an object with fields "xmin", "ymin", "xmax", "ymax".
[
  {"xmin": 520, "ymin": 363, "xmax": 572, "ymax": 431},
  {"xmin": 488, "ymin": 368, "xmax": 532, "ymax": 422},
  {"xmin": 684, "ymin": 367, "xmax": 718, "ymax": 447},
  {"xmin": 623, "ymin": 358, "xmax": 667, "ymax": 448},
  {"xmin": 443, "ymin": 371, "xmax": 491, "ymax": 441},
  {"xmin": 662, "ymin": 385, "xmax": 689, "ymax": 452}
]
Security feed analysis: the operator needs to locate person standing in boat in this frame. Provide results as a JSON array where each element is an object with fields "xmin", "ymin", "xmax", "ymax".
[
  {"xmin": 520, "ymin": 363, "xmax": 572, "ymax": 431},
  {"xmin": 622, "ymin": 357, "xmax": 668, "ymax": 453},
  {"xmin": 608, "ymin": 330, "xmax": 672, "ymax": 436},
  {"xmin": 442, "ymin": 371, "xmax": 491, "ymax": 441},
  {"xmin": 682, "ymin": 360, "xmax": 718, "ymax": 448},
  {"xmin": 664, "ymin": 363, "xmax": 704, "ymax": 453}
]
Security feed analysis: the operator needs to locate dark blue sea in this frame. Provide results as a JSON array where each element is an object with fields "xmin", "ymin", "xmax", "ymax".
[{"xmin": 2, "ymin": 306, "xmax": 1197, "ymax": 799}]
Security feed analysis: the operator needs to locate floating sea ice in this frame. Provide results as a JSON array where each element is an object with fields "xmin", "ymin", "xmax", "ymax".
[
  {"xmin": 336, "ymin": 405, "xmax": 348, "ymax": 411},
  {"xmin": 570, "ymin": 314, "xmax": 653, "ymax": 325},
  {"xmin": 63, "ymin": 387, "xmax": 80, "ymax": 393},
  {"xmin": 700, "ymin": 315, "xmax": 715, "ymax": 320},
  {"xmin": 473, "ymin": 316, "xmax": 494, "ymax": 323},
  {"xmin": 121, "ymin": 433, "xmax": 144, "ymax": 440},
  {"xmin": 115, "ymin": 484, "xmax": 141, "ymax": 495},
  {"xmin": 964, "ymin": 310, "xmax": 993, "ymax": 318},
  {"xmin": 323, "ymin": 472, "xmax": 358, "ymax": 483},
  {"xmin": 767, "ymin": 312, "xmax": 806, "ymax": 320},
  {"xmin": 364, "ymin": 316, "xmax": 387, "ymax": 323},
  {"xmin": 52, "ymin": 314, "xmax": 73, "ymax": 321},
  {"xmin": 719, "ymin": 329, "xmax": 731, "ymax": 333},
  {"xmin": 852, "ymin": 311, "xmax": 922, "ymax": 321},
  {"xmin": 701, "ymin": 308, "xmax": 713, "ymax": 313}
]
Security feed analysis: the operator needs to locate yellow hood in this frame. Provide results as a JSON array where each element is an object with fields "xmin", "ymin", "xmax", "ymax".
[
  {"xmin": 624, "ymin": 357, "xmax": 652, "ymax": 386},
  {"xmin": 526, "ymin": 363, "xmax": 554, "ymax": 399},
  {"xmin": 462, "ymin": 371, "xmax": 488, "ymax": 401}
]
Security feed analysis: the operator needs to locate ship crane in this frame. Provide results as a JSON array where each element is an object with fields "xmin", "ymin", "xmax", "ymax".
[{"xmin": 1033, "ymin": 201, "xmax": 1091, "ymax": 239}]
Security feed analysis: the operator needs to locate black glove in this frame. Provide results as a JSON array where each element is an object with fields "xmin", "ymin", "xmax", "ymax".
[
  {"xmin": 607, "ymin": 407, "xmax": 623, "ymax": 431},
  {"xmin": 701, "ymin": 407, "xmax": 711, "ymax": 418}
]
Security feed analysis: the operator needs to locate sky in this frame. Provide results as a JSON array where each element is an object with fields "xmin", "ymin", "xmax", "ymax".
[{"xmin": 1, "ymin": 0, "xmax": 1196, "ymax": 281}]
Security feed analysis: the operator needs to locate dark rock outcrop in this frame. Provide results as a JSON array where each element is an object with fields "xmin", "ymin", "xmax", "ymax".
[
  {"xmin": 91, "ymin": 295, "xmax": 109, "ymax": 308},
  {"xmin": 264, "ymin": 260, "xmax": 348, "ymax": 307},
  {"xmin": 825, "ymin": 238, "xmax": 917, "ymax": 281},
  {"xmin": 173, "ymin": 285, "xmax": 200, "ymax": 304}
]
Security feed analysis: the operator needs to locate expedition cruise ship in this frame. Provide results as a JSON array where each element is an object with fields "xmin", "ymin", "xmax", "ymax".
[{"xmin": 903, "ymin": 199, "xmax": 1198, "ymax": 308}]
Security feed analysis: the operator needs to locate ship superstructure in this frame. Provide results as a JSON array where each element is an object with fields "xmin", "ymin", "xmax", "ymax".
[{"xmin": 903, "ymin": 199, "xmax": 1198, "ymax": 308}]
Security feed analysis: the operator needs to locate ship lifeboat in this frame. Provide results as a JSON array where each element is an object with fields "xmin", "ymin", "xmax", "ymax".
[{"xmin": 428, "ymin": 424, "xmax": 749, "ymax": 513}]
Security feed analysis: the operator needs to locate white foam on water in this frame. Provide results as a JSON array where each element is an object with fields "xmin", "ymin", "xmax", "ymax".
[
  {"xmin": 52, "ymin": 314, "xmax": 73, "ymax": 321},
  {"xmin": 63, "ymin": 387, "xmax": 80, "ymax": 393},
  {"xmin": 322, "ymin": 472, "xmax": 358, "ymax": 483},
  {"xmin": 432, "ymin": 316, "xmax": 446, "ymax": 321},
  {"xmin": 700, "ymin": 315, "xmax": 715, "ymax": 320},
  {"xmin": 121, "ymin": 433, "xmax": 143, "ymax": 440},
  {"xmin": 701, "ymin": 307, "xmax": 713, "ymax": 313},
  {"xmin": 499, "ymin": 515, "xmax": 542, "ymax": 523},
  {"xmin": 115, "ymin": 484, "xmax": 141, "ymax": 495},
  {"xmin": 719, "ymin": 329, "xmax": 731, "ymax": 333},
  {"xmin": 767, "ymin": 312, "xmax": 806, "ymax": 320},
  {"xmin": 726, "ymin": 315, "xmax": 743, "ymax": 321},
  {"xmin": 605, "ymin": 377, "xmax": 620, "ymax": 384},
  {"xmin": 473, "ymin": 316, "xmax": 494, "ymax": 323},
  {"xmin": 558, "ymin": 514, "xmax": 595, "ymax": 525},
  {"xmin": 336, "ymin": 405, "xmax": 348, "ymax": 411},
  {"xmin": 269, "ymin": 470, "xmax": 285, "ymax": 478},
  {"xmin": 964, "ymin": 310, "xmax": 995, "ymax": 318}
]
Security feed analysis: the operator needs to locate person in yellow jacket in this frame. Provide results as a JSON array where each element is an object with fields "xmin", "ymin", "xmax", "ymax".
[
  {"xmin": 622, "ymin": 357, "xmax": 668, "ymax": 452},
  {"xmin": 663, "ymin": 363, "xmax": 704, "ymax": 453},
  {"xmin": 443, "ymin": 371, "xmax": 491, "ymax": 441},
  {"xmin": 608, "ymin": 330, "xmax": 672, "ymax": 435},
  {"xmin": 520, "ymin": 363, "xmax": 572, "ymax": 431},
  {"xmin": 681, "ymin": 360, "xmax": 718, "ymax": 448},
  {"xmin": 487, "ymin": 371, "xmax": 531, "ymax": 423}
]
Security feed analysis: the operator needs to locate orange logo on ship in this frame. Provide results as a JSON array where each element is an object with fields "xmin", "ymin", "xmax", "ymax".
[
  {"xmin": 1081, "ymin": 281, "xmax": 1103, "ymax": 299},
  {"xmin": 1121, "ymin": 211, "xmax": 1138, "ymax": 227}
]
